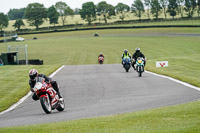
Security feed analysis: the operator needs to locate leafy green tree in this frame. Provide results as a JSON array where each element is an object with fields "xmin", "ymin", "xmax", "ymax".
[
  {"xmin": 168, "ymin": 0, "xmax": 178, "ymax": 19},
  {"xmin": 13, "ymin": 19, "xmax": 25, "ymax": 30},
  {"xmin": 65, "ymin": 6, "xmax": 74, "ymax": 18},
  {"xmin": 177, "ymin": 0, "xmax": 185, "ymax": 18},
  {"xmin": 47, "ymin": 6, "xmax": 59, "ymax": 27},
  {"xmin": 97, "ymin": 1, "xmax": 115, "ymax": 24},
  {"xmin": 74, "ymin": 8, "xmax": 81, "ymax": 15},
  {"xmin": 55, "ymin": 1, "xmax": 74, "ymax": 26},
  {"xmin": 0, "ymin": 13, "xmax": 9, "ymax": 32},
  {"xmin": 184, "ymin": 0, "xmax": 197, "ymax": 18},
  {"xmin": 144, "ymin": 0, "xmax": 151, "ymax": 19},
  {"xmin": 160, "ymin": 0, "xmax": 168, "ymax": 19},
  {"xmin": 80, "ymin": 2, "xmax": 96, "ymax": 25},
  {"xmin": 24, "ymin": 3, "xmax": 47, "ymax": 29},
  {"xmin": 150, "ymin": 0, "xmax": 162, "ymax": 19},
  {"xmin": 131, "ymin": 0, "xmax": 145, "ymax": 20},
  {"xmin": 8, "ymin": 8, "xmax": 25, "ymax": 20},
  {"xmin": 115, "ymin": 3, "xmax": 130, "ymax": 21},
  {"xmin": 197, "ymin": 0, "xmax": 200, "ymax": 17}
]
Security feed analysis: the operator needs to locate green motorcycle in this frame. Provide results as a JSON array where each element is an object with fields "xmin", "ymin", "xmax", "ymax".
[{"xmin": 135, "ymin": 57, "xmax": 145, "ymax": 77}]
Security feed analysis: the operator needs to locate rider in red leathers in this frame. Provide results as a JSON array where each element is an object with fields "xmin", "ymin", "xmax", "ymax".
[{"xmin": 29, "ymin": 69, "xmax": 63, "ymax": 101}]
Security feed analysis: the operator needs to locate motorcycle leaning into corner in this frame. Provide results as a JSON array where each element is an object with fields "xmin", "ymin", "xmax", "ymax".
[
  {"xmin": 133, "ymin": 57, "xmax": 145, "ymax": 77},
  {"xmin": 122, "ymin": 56, "xmax": 131, "ymax": 72},
  {"xmin": 33, "ymin": 77, "xmax": 65, "ymax": 114}
]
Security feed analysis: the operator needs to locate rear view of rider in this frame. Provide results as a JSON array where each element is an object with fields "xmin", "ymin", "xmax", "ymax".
[
  {"xmin": 132, "ymin": 47, "xmax": 146, "ymax": 70},
  {"xmin": 29, "ymin": 69, "xmax": 63, "ymax": 101}
]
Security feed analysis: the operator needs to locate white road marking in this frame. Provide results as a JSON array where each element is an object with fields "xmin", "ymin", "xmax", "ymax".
[
  {"xmin": 146, "ymin": 71, "xmax": 200, "ymax": 91},
  {"xmin": 0, "ymin": 65, "xmax": 65, "ymax": 115}
]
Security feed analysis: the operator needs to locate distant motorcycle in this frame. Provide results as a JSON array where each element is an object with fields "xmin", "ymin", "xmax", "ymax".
[
  {"xmin": 135, "ymin": 57, "xmax": 145, "ymax": 77},
  {"xmin": 33, "ymin": 77, "xmax": 65, "ymax": 114},
  {"xmin": 122, "ymin": 56, "xmax": 131, "ymax": 72},
  {"xmin": 98, "ymin": 56, "xmax": 104, "ymax": 64}
]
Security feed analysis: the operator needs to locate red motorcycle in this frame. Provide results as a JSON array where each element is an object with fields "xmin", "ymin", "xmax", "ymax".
[
  {"xmin": 33, "ymin": 77, "xmax": 65, "ymax": 114},
  {"xmin": 98, "ymin": 56, "xmax": 104, "ymax": 64}
]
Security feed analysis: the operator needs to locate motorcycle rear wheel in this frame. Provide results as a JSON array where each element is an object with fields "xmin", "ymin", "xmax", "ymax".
[{"xmin": 40, "ymin": 96, "xmax": 52, "ymax": 114}]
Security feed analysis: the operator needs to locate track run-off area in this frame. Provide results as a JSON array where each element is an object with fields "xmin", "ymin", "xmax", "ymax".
[{"xmin": 0, "ymin": 64, "xmax": 200, "ymax": 127}]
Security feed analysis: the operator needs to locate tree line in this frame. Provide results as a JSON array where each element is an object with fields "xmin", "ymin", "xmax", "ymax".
[{"xmin": 0, "ymin": 0, "xmax": 200, "ymax": 32}]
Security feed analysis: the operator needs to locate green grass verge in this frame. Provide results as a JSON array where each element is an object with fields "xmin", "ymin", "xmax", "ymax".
[
  {"xmin": 0, "ymin": 101, "xmax": 200, "ymax": 133},
  {"xmin": 0, "ymin": 28, "xmax": 200, "ymax": 131},
  {"xmin": 0, "ymin": 65, "xmax": 60, "ymax": 111}
]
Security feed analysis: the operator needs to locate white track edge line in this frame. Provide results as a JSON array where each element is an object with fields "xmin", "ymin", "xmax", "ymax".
[
  {"xmin": 146, "ymin": 70, "xmax": 200, "ymax": 91},
  {"xmin": 0, "ymin": 65, "xmax": 65, "ymax": 115}
]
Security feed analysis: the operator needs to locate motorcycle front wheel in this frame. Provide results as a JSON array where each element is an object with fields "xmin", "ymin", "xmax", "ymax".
[
  {"xmin": 40, "ymin": 95, "xmax": 52, "ymax": 114},
  {"xmin": 138, "ymin": 72, "xmax": 142, "ymax": 77},
  {"xmin": 125, "ymin": 64, "xmax": 130, "ymax": 72}
]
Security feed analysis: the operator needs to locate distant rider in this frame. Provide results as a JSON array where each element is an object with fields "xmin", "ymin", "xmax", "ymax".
[
  {"xmin": 98, "ymin": 52, "xmax": 104, "ymax": 58},
  {"xmin": 29, "ymin": 69, "xmax": 63, "ymax": 101},
  {"xmin": 122, "ymin": 49, "xmax": 131, "ymax": 63},
  {"xmin": 132, "ymin": 47, "xmax": 146, "ymax": 70}
]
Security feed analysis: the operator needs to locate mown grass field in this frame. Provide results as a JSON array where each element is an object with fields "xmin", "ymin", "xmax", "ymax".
[{"xmin": 0, "ymin": 28, "xmax": 200, "ymax": 132}]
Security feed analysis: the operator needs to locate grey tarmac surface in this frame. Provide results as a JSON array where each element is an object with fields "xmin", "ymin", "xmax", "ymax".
[{"xmin": 0, "ymin": 64, "xmax": 200, "ymax": 127}]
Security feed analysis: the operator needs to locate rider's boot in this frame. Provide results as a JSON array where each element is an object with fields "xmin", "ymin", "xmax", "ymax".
[
  {"xmin": 57, "ymin": 91, "xmax": 64, "ymax": 102},
  {"xmin": 132, "ymin": 63, "xmax": 136, "ymax": 70},
  {"xmin": 57, "ymin": 90, "xmax": 63, "ymax": 98}
]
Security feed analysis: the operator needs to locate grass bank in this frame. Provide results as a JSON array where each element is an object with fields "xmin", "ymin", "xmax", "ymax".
[
  {"xmin": 0, "ymin": 65, "xmax": 60, "ymax": 111},
  {"xmin": 5, "ymin": 13, "xmax": 200, "ymax": 31}
]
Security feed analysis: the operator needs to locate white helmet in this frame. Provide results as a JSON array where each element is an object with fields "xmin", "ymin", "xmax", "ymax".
[
  {"xmin": 29, "ymin": 69, "xmax": 38, "ymax": 80},
  {"xmin": 135, "ymin": 47, "xmax": 140, "ymax": 52}
]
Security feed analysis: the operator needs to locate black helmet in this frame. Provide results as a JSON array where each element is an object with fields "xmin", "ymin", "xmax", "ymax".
[
  {"xmin": 29, "ymin": 69, "xmax": 38, "ymax": 81},
  {"xmin": 135, "ymin": 47, "xmax": 140, "ymax": 52},
  {"xmin": 124, "ymin": 49, "xmax": 128, "ymax": 54}
]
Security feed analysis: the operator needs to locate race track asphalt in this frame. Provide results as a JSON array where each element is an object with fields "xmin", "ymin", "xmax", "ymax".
[{"xmin": 0, "ymin": 64, "xmax": 200, "ymax": 127}]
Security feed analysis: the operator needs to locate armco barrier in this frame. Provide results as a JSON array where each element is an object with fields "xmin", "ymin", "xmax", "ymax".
[
  {"xmin": 28, "ymin": 59, "xmax": 43, "ymax": 65},
  {"xmin": 1, "ymin": 25, "xmax": 200, "ymax": 38},
  {"xmin": 11, "ymin": 25, "xmax": 200, "ymax": 36}
]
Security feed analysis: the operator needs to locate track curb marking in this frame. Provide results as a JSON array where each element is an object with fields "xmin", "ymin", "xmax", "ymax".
[
  {"xmin": 0, "ymin": 65, "xmax": 65, "ymax": 115},
  {"xmin": 146, "ymin": 71, "xmax": 200, "ymax": 91}
]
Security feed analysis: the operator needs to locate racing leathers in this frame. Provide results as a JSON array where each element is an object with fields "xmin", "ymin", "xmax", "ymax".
[
  {"xmin": 122, "ymin": 53, "xmax": 131, "ymax": 64},
  {"xmin": 98, "ymin": 54, "xmax": 104, "ymax": 58},
  {"xmin": 132, "ymin": 51, "xmax": 146, "ymax": 69},
  {"xmin": 29, "ymin": 74, "xmax": 62, "ymax": 100}
]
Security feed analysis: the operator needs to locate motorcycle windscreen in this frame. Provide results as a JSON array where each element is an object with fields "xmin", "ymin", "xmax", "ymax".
[{"xmin": 35, "ymin": 77, "xmax": 45, "ymax": 83}]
